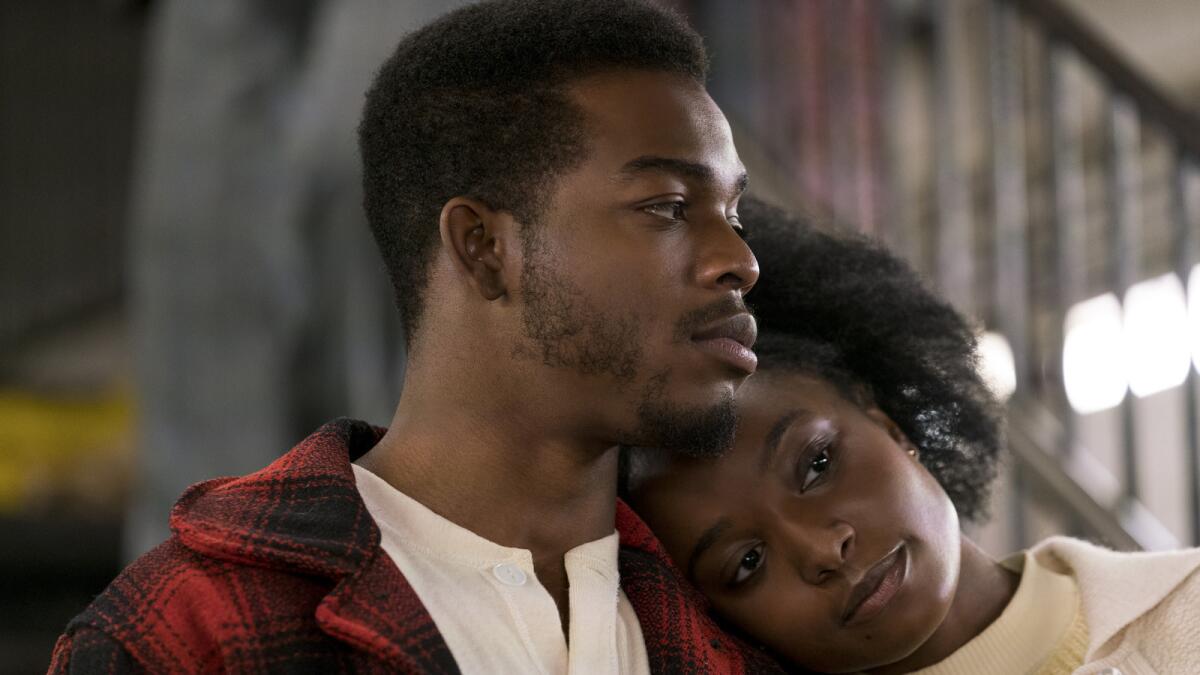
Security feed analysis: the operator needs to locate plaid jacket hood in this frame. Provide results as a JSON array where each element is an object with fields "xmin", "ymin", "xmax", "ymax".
[{"xmin": 51, "ymin": 418, "xmax": 783, "ymax": 674}]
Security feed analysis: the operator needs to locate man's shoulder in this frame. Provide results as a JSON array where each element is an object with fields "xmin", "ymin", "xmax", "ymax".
[
  {"xmin": 58, "ymin": 535, "xmax": 343, "ymax": 673},
  {"xmin": 51, "ymin": 419, "xmax": 419, "ymax": 673},
  {"xmin": 167, "ymin": 417, "xmax": 384, "ymax": 574}
]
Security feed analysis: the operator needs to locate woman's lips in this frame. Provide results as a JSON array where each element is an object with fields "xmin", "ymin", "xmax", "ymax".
[{"xmin": 841, "ymin": 545, "xmax": 908, "ymax": 627}]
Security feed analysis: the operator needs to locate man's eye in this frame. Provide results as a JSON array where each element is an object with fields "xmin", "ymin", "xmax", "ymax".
[
  {"xmin": 800, "ymin": 448, "xmax": 832, "ymax": 491},
  {"xmin": 644, "ymin": 202, "xmax": 687, "ymax": 221},
  {"xmin": 728, "ymin": 215, "xmax": 746, "ymax": 238},
  {"xmin": 731, "ymin": 544, "xmax": 766, "ymax": 585}
]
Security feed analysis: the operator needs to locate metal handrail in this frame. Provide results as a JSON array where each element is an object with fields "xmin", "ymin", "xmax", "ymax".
[
  {"xmin": 989, "ymin": 0, "xmax": 1199, "ymax": 549},
  {"xmin": 1000, "ymin": 0, "xmax": 1200, "ymax": 160},
  {"xmin": 1007, "ymin": 398, "xmax": 1181, "ymax": 551}
]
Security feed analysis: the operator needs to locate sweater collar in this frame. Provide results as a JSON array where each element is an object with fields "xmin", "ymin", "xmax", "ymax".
[
  {"xmin": 914, "ymin": 549, "xmax": 1082, "ymax": 674},
  {"xmin": 1027, "ymin": 535, "xmax": 1200, "ymax": 658}
]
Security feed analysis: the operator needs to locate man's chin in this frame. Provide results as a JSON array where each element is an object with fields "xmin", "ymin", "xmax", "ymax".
[{"xmin": 633, "ymin": 388, "xmax": 737, "ymax": 459}]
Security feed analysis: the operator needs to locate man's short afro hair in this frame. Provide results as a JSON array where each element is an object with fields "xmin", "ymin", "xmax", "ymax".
[
  {"xmin": 359, "ymin": 0, "xmax": 709, "ymax": 341},
  {"xmin": 740, "ymin": 198, "xmax": 1005, "ymax": 522}
]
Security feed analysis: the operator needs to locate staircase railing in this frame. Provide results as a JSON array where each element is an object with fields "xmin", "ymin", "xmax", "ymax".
[{"xmin": 989, "ymin": 0, "xmax": 1198, "ymax": 550}]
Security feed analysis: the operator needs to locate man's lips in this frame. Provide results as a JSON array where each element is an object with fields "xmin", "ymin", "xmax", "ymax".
[
  {"xmin": 841, "ymin": 544, "xmax": 907, "ymax": 626},
  {"xmin": 690, "ymin": 313, "xmax": 758, "ymax": 373}
]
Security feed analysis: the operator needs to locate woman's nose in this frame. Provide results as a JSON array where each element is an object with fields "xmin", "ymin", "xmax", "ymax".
[{"xmin": 788, "ymin": 520, "xmax": 855, "ymax": 586}]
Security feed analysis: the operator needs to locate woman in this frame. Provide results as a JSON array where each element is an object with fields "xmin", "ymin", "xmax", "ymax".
[{"xmin": 623, "ymin": 199, "xmax": 1200, "ymax": 673}]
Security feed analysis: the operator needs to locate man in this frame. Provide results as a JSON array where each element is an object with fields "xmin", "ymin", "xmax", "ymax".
[{"xmin": 50, "ymin": 1, "xmax": 782, "ymax": 672}]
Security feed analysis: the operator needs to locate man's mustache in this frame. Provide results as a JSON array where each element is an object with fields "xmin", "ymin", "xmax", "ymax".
[{"xmin": 673, "ymin": 295, "xmax": 755, "ymax": 343}]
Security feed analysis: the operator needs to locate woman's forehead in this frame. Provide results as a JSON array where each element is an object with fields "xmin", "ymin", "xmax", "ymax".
[
  {"xmin": 638, "ymin": 374, "xmax": 846, "ymax": 483},
  {"xmin": 739, "ymin": 370, "xmax": 838, "ymax": 406},
  {"xmin": 631, "ymin": 373, "xmax": 852, "ymax": 516}
]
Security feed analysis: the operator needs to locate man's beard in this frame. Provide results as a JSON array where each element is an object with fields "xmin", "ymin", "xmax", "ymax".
[
  {"xmin": 517, "ymin": 228, "xmax": 642, "ymax": 383},
  {"xmin": 634, "ymin": 371, "xmax": 737, "ymax": 458},
  {"xmin": 518, "ymin": 227, "xmax": 738, "ymax": 458}
]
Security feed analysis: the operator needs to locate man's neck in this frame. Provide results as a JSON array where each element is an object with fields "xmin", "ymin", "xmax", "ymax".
[
  {"xmin": 358, "ymin": 422, "xmax": 620, "ymax": 549},
  {"xmin": 355, "ymin": 377, "xmax": 623, "ymax": 630}
]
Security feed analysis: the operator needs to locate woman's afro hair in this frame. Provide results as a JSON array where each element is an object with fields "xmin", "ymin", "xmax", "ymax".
[{"xmin": 741, "ymin": 197, "xmax": 1005, "ymax": 522}]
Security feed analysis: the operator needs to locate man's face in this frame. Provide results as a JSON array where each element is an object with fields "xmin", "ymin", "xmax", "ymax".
[{"xmin": 514, "ymin": 69, "xmax": 758, "ymax": 456}]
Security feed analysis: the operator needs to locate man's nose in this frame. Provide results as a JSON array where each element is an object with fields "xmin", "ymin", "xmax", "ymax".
[{"xmin": 694, "ymin": 215, "xmax": 760, "ymax": 296}]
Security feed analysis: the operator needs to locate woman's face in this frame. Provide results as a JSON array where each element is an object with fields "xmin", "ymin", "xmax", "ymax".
[{"xmin": 630, "ymin": 373, "xmax": 962, "ymax": 672}]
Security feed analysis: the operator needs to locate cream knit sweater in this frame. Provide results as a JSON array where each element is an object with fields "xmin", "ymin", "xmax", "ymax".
[
  {"xmin": 1020, "ymin": 536, "xmax": 1200, "ymax": 674},
  {"xmin": 913, "ymin": 549, "xmax": 1086, "ymax": 674}
]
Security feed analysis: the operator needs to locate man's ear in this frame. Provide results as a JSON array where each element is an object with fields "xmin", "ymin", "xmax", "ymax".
[
  {"xmin": 864, "ymin": 407, "xmax": 920, "ymax": 459},
  {"xmin": 438, "ymin": 197, "xmax": 515, "ymax": 301}
]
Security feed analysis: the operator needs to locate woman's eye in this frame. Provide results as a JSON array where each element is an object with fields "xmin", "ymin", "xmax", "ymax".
[
  {"xmin": 800, "ymin": 448, "xmax": 832, "ymax": 491},
  {"xmin": 731, "ymin": 544, "xmax": 766, "ymax": 585},
  {"xmin": 644, "ymin": 201, "xmax": 687, "ymax": 221}
]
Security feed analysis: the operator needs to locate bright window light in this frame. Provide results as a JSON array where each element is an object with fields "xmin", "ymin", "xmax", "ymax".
[
  {"xmin": 1063, "ymin": 293, "xmax": 1127, "ymax": 413},
  {"xmin": 978, "ymin": 331, "xmax": 1017, "ymax": 401},
  {"xmin": 1125, "ymin": 273, "xmax": 1190, "ymax": 397},
  {"xmin": 1190, "ymin": 264, "xmax": 1200, "ymax": 374}
]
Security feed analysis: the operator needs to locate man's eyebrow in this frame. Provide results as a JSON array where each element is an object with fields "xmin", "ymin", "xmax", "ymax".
[
  {"xmin": 619, "ymin": 155, "xmax": 712, "ymax": 180},
  {"xmin": 687, "ymin": 517, "xmax": 732, "ymax": 583},
  {"xmin": 617, "ymin": 155, "xmax": 749, "ymax": 196},
  {"xmin": 758, "ymin": 410, "xmax": 808, "ymax": 473}
]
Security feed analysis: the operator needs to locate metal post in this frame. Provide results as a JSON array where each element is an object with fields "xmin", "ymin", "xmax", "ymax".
[
  {"xmin": 1172, "ymin": 155, "xmax": 1199, "ymax": 545},
  {"xmin": 988, "ymin": 0, "xmax": 1030, "ymax": 392},
  {"xmin": 824, "ymin": 0, "xmax": 857, "ymax": 227},
  {"xmin": 846, "ymin": 0, "xmax": 882, "ymax": 237},
  {"xmin": 933, "ymin": 0, "xmax": 975, "ymax": 316},
  {"xmin": 1010, "ymin": 463, "xmax": 1031, "ymax": 552},
  {"xmin": 1044, "ymin": 42, "xmax": 1087, "ymax": 454},
  {"xmin": 877, "ymin": 0, "xmax": 917, "ymax": 269},
  {"xmin": 1105, "ymin": 93, "xmax": 1141, "ymax": 501},
  {"xmin": 796, "ymin": 0, "xmax": 830, "ymax": 215}
]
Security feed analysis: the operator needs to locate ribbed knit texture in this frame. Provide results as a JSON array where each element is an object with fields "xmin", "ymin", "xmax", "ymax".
[
  {"xmin": 913, "ymin": 552, "xmax": 1082, "ymax": 674},
  {"xmin": 1034, "ymin": 609, "xmax": 1087, "ymax": 675}
]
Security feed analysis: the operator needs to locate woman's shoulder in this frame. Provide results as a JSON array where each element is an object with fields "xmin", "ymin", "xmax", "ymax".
[
  {"xmin": 1025, "ymin": 535, "xmax": 1200, "ymax": 603},
  {"xmin": 1024, "ymin": 535, "xmax": 1200, "ymax": 665},
  {"xmin": 1027, "ymin": 535, "xmax": 1200, "ymax": 573}
]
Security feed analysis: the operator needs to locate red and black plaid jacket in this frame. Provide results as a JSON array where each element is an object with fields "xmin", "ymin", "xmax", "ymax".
[{"xmin": 50, "ymin": 418, "xmax": 783, "ymax": 674}]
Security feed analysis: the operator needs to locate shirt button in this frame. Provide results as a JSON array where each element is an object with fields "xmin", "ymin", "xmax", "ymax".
[{"xmin": 492, "ymin": 563, "xmax": 527, "ymax": 586}]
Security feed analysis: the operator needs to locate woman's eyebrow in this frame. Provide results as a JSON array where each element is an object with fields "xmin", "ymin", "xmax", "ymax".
[
  {"xmin": 687, "ymin": 517, "xmax": 732, "ymax": 583},
  {"xmin": 758, "ymin": 409, "xmax": 812, "ymax": 472}
]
